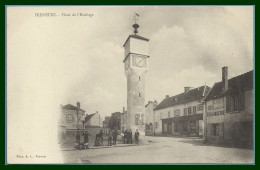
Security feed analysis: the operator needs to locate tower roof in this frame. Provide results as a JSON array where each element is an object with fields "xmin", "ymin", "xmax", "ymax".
[{"xmin": 123, "ymin": 34, "xmax": 149, "ymax": 47}]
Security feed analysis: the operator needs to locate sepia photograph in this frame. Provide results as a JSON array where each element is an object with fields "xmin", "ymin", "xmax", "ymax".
[{"xmin": 6, "ymin": 5, "xmax": 254, "ymax": 164}]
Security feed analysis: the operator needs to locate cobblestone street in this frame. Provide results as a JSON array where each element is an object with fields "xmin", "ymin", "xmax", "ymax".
[{"xmin": 61, "ymin": 136, "xmax": 254, "ymax": 164}]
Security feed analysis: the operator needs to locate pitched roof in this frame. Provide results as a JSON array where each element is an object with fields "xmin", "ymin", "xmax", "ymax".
[
  {"xmin": 62, "ymin": 104, "xmax": 85, "ymax": 112},
  {"xmin": 85, "ymin": 113, "xmax": 95, "ymax": 122},
  {"xmin": 154, "ymin": 86, "xmax": 211, "ymax": 111},
  {"xmin": 145, "ymin": 103, "xmax": 152, "ymax": 108},
  {"xmin": 145, "ymin": 101, "xmax": 158, "ymax": 108},
  {"xmin": 204, "ymin": 70, "xmax": 253, "ymax": 101}
]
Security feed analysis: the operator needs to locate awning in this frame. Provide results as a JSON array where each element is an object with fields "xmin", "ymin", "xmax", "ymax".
[{"xmin": 162, "ymin": 114, "xmax": 203, "ymax": 124}]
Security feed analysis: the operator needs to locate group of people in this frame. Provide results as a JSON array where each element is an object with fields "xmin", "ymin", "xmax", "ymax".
[
  {"xmin": 107, "ymin": 128, "xmax": 140, "ymax": 146},
  {"xmin": 95, "ymin": 129, "xmax": 104, "ymax": 146},
  {"xmin": 123, "ymin": 129, "xmax": 140, "ymax": 145},
  {"xmin": 75, "ymin": 130, "xmax": 91, "ymax": 150},
  {"xmin": 107, "ymin": 129, "xmax": 119, "ymax": 146},
  {"xmin": 75, "ymin": 128, "xmax": 141, "ymax": 149},
  {"xmin": 75, "ymin": 129, "xmax": 104, "ymax": 149}
]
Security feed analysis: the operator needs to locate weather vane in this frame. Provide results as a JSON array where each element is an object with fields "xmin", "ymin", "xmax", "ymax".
[{"xmin": 132, "ymin": 13, "xmax": 140, "ymax": 35}]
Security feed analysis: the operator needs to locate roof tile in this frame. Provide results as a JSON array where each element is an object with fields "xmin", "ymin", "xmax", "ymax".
[{"xmin": 154, "ymin": 86, "xmax": 211, "ymax": 111}]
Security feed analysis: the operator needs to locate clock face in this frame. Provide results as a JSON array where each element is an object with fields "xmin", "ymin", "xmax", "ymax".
[
  {"xmin": 135, "ymin": 56, "xmax": 145, "ymax": 68},
  {"xmin": 125, "ymin": 57, "xmax": 130, "ymax": 70}
]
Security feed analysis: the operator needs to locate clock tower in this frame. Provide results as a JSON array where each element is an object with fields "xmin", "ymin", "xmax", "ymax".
[{"xmin": 123, "ymin": 21, "xmax": 149, "ymax": 140}]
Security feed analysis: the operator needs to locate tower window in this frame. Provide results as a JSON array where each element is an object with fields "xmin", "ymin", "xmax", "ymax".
[
  {"xmin": 139, "ymin": 93, "xmax": 141, "ymax": 97},
  {"xmin": 139, "ymin": 76, "xmax": 141, "ymax": 81}
]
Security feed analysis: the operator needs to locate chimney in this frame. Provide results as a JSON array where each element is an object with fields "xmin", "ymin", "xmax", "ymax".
[
  {"xmin": 77, "ymin": 102, "xmax": 80, "ymax": 109},
  {"xmin": 184, "ymin": 87, "xmax": 192, "ymax": 93},
  {"xmin": 165, "ymin": 95, "xmax": 169, "ymax": 98},
  {"xmin": 222, "ymin": 66, "xmax": 228, "ymax": 92}
]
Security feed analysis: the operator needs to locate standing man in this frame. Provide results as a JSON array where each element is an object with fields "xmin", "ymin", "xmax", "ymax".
[
  {"xmin": 99, "ymin": 129, "xmax": 104, "ymax": 145},
  {"xmin": 108, "ymin": 129, "xmax": 112, "ymax": 146},
  {"xmin": 82, "ymin": 130, "xmax": 91, "ymax": 144},
  {"xmin": 76, "ymin": 130, "xmax": 80, "ymax": 144},
  {"xmin": 75, "ymin": 130, "xmax": 81, "ymax": 149},
  {"xmin": 123, "ymin": 130, "xmax": 128, "ymax": 144},
  {"xmin": 135, "ymin": 129, "xmax": 140, "ymax": 145},
  {"xmin": 112, "ymin": 129, "xmax": 118, "ymax": 145},
  {"xmin": 129, "ymin": 129, "xmax": 133, "ymax": 144}
]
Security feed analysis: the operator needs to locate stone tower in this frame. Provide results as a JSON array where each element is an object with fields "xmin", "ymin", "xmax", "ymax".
[{"xmin": 123, "ymin": 22, "xmax": 149, "ymax": 138}]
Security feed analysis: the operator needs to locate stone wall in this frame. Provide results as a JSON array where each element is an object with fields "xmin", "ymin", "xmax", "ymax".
[{"xmin": 207, "ymin": 112, "xmax": 253, "ymax": 148}]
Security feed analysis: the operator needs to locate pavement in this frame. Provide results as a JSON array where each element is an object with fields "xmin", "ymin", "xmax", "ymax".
[{"xmin": 61, "ymin": 136, "xmax": 254, "ymax": 164}]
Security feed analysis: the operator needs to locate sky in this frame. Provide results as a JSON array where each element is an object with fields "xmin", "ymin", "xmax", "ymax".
[{"xmin": 7, "ymin": 6, "xmax": 254, "ymax": 119}]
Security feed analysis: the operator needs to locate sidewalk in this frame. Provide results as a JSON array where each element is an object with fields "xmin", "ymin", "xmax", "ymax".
[{"xmin": 60, "ymin": 143, "xmax": 137, "ymax": 151}]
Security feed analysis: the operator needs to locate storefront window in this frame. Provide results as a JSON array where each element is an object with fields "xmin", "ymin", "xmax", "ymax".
[
  {"xmin": 174, "ymin": 122, "xmax": 179, "ymax": 132},
  {"xmin": 190, "ymin": 120, "xmax": 197, "ymax": 134},
  {"xmin": 212, "ymin": 124, "xmax": 219, "ymax": 136},
  {"xmin": 163, "ymin": 124, "xmax": 167, "ymax": 133}
]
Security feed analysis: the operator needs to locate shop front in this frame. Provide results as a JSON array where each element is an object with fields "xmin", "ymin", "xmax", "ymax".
[{"xmin": 162, "ymin": 114, "xmax": 204, "ymax": 137}]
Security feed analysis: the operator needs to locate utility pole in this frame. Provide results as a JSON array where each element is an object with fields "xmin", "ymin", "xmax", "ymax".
[{"xmin": 203, "ymin": 101, "xmax": 207, "ymax": 143}]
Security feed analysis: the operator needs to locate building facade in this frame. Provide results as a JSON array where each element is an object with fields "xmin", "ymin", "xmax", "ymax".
[
  {"xmin": 145, "ymin": 100, "xmax": 158, "ymax": 135},
  {"xmin": 85, "ymin": 112, "xmax": 103, "ymax": 128},
  {"xmin": 103, "ymin": 116, "xmax": 111, "ymax": 135},
  {"xmin": 59, "ymin": 102, "xmax": 86, "ymax": 130},
  {"xmin": 204, "ymin": 67, "xmax": 253, "ymax": 148},
  {"xmin": 154, "ymin": 86, "xmax": 211, "ymax": 137},
  {"xmin": 120, "ymin": 107, "xmax": 127, "ymax": 133}
]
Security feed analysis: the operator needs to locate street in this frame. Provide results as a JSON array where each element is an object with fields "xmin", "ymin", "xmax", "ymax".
[{"xmin": 61, "ymin": 136, "xmax": 254, "ymax": 164}]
